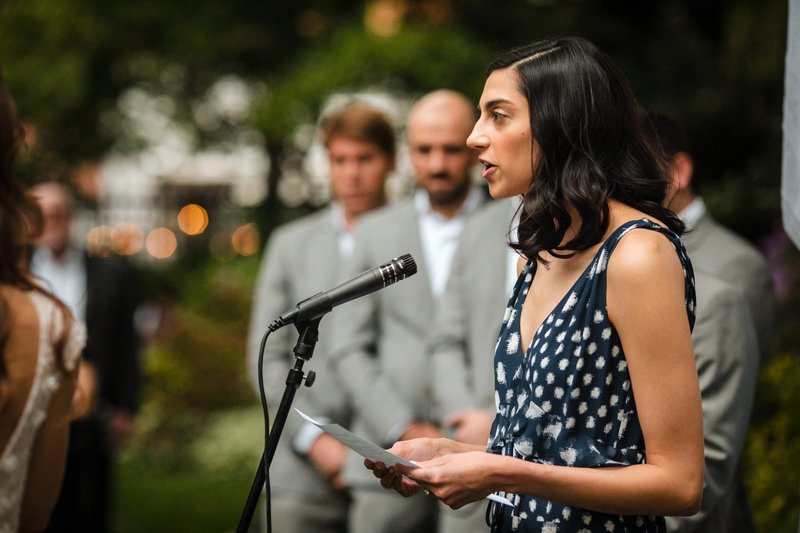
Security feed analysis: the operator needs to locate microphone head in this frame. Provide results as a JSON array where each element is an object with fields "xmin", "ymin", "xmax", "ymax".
[
  {"xmin": 379, "ymin": 253, "xmax": 417, "ymax": 287},
  {"xmin": 397, "ymin": 253, "xmax": 417, "ymax": 278}
]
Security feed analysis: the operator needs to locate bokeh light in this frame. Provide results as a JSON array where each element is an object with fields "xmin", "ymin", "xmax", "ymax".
[
  {"xmin": 146, "ymin": 227, "xmax": 178, "ymax": 259},
  {"xmin": 113, "ymin": 222, "xmax": 145, "ymax": 255},
  {"xmin": 85, "ymin": 225, "xmax": 116, "ymax": 257},
  {"xmin": 364, "ymin": 0, "xmax": 405, "ymax": 36},
  {"xmin": 177, "ymin": 203, "xmax": 209, "ymax": 235},
  {"xmin": 231, "ymin": 223, "xmax": 260, "ymax": 256}
]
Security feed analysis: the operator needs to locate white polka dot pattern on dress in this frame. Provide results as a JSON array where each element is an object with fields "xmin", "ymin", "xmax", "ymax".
[{"xmin": 487, "ymin": 219, "xmax": 695, "ymax": 532}]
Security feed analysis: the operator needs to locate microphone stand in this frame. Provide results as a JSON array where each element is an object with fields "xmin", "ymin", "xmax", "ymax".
[{"xmin": 236, "ymin": 318, "xmax": 321, "ymax": 533}]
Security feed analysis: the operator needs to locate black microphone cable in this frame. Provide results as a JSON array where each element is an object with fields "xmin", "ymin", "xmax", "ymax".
[
  {"xmin": 257, "ymin": 319, "xmax": 282, "ymax": 533},
  {"xmin": 249, "ymin": 255, "xmax": 416, "ymax": 532}
]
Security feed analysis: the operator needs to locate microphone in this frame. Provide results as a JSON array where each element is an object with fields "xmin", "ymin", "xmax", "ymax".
[{"xmin": 273, "ymin": 253, "xmax": 417, "ymax": 329}]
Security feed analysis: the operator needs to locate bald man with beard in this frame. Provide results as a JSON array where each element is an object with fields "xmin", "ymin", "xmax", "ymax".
[{"xmin": 328, "ymin": 90, "xmax": 487, "ymax": 533}]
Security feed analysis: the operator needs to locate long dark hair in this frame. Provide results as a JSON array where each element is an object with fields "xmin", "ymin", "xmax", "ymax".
[
  {"xmin": 0, "ymin": 76, "xmax": 42, "ymax": 285},
  {"xmin": 488, "ymin": 37, "xmax": 683, "ymax": 263},
  {"xmin": 0, "ymin": 72, "xmax": 69, "ymax": 409}
]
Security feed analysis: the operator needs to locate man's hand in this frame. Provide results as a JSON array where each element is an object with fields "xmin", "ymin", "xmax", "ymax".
[
  {"xmin": 70, "ymin": 361, "xmax": 97, "ymax": 420},
  {"xmin": 445, "ymin": 409, "xmax": 494, "ymax": 445},
  {"xmin": 399, "ymin": 421, "xmax": 443, "ymax": 441},
  {"xmin": 307, "ymin": 433, "xmax": 349, "ymax": 491}
]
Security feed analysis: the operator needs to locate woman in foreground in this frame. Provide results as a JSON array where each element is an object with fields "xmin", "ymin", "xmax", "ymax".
[
  {"xmin": 367, "ymin": 37, "xmax": 703, "ymax": 532},
  {"xmin": 0, "ymin": 74, "xmax": 86, "ymax": 532}
]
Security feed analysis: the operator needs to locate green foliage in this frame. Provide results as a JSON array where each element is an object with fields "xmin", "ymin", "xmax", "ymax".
[
  {"xmin": 133, "ymin": 257, "xmax": 260, "ymax": 466},
  {"xmin": 116, "ymin": 256, "xmax": 264, "ymax": 529},
  {"xmin": 145, "ymin": 257, "xmax": 258, "ymax": 411},
  {"xmin": 0, "ymin": 0, "xmax": 358, "ymax": 171},
  {"xmin": 116, "ymin": 459, "xmax": 252, "ymax": 533},
  {"xmin": 253, "ymin": 23, "xmax": 490, "ymax": 145},
  {"xmin": 115, "ymin": 407, "xmax": 263, "ymax": 532},
  {"xmin": 746, "ymin": 241, "xmax": 800, "ymax": 532},
  {"xmin": 746, "ymin": 351, "xmax": 800, "ymax": 532},
  {"xmin": 1, "ymin": 0, "xmax": 788, "ymax": 238}
]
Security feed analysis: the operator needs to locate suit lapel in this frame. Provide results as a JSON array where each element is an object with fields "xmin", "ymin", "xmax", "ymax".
[
  {"xmin": 310, "ymin": 209, "xmax": 341, "ymax": 289},
  {"xmin": 402, "ymin": 202, "xmax": 435, "ymax": 313}
]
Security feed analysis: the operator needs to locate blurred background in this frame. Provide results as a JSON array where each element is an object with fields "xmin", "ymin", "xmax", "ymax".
[{"xmin": 1, "ymin": 0, "xmax": 798, "ymax": 531}]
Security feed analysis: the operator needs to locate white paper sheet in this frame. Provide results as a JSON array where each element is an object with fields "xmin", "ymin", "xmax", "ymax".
[
  {"xmin": 296, "ymin": 409, "xmax": 418, "ymax": 467},
  {"xmin": 295, "ymin": 409, "xmax": 514, "ymax": 507}
]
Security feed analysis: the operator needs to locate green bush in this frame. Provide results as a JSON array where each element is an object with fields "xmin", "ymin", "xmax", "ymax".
[
  {"xmin": 747, "ymin": 352, "xmax": 800, "ymax": 532},
  {"xmin": 115, "ymin": 256, "xmax": 267, "ymax": 532},
  {"xmin": 747, "ymin": 238, "xmax": 800, "ymax": 532},
  {"xmin": 132, "ymin": 256, "xmax": 261, "ymax": 465},
  {"xmin": 115, "ymin": 407, "xmax": 264, "ymax": 533}
]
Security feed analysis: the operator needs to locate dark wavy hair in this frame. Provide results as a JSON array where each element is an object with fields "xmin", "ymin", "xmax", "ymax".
[
  {"xmin": 487, "ymin": 37, "xmax": 683, "ymax": 263},
  {"xmin": 0, "ymin": 72, "xmax": 69, "ymax": 409}
]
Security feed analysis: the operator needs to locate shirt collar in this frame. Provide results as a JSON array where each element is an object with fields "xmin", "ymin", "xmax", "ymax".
[
  {"xmin": 413, "ymin": 186, "xmax": 482, "ymax": 221},
  {"xmin": 31, "ymin": 244, "xmax": 83, "ymax": 265},
  {"xmin": 678, "ymin": 197, "xmax": 706, "ymax": 231},
  {"xmin": 329, "ymin": 202, "xmax": 349, "ymax": 234},
  {"xmin": 329, "ymin": 202, "xmax": 357, "ymax": 257}
]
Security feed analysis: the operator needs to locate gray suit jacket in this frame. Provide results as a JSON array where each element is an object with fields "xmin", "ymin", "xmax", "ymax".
[
  {"xmin": 668, "ymin": 210, "xmax": 772, "ymax": 532},
  {"xmin": 246, "ymin": 207, "xmax": 351, "ymax": 503},
  {"xmin": 666, "ymin": 272, "xmax": 759, "ymax": 532},
  {"xmin": 428, "ymin": 198, "xmax": 517, "ymax": 533},
  {"xmin": 682, "ymin": 211, "xmax": 774, "ymax": 356},
  {"xmin": 329, "ymin": 194, "xmax": 483, "ymax": 488},
  {"xmin": 430, "ymin": 198, "xmax": 517, "ymax": 422}
]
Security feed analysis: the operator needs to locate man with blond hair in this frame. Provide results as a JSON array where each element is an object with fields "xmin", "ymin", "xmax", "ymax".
[{"xmin": 247, "ymin": 99, "xmax": 397, "ymax": 533}]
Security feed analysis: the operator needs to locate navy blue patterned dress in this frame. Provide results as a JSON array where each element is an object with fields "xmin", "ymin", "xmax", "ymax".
[{"xmin": 486, "ymin": 219, "xmax": 696, "ymax": 533}]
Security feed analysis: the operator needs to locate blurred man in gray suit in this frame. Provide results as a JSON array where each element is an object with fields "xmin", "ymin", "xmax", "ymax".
[
  {"xmin": 656, "ymin": 116, "xmax": 774, "ymax": 354},
  {"xmin": 673, "ymin": 270, "xmax": 760, "ymax": 532},
  {"xmin": 329, "ymin": 90, "xmax": 483, "ymax": 533},
  {"xmin": 246, "ymin": 100, "xmax": 396, "ymax": 533},
  {"xmin": 428, "ymin": 197, "xmax": 519, "ymax": 533},
  {"xmin": 653, "ymin": 114, "xmax": 775, "ymax": 533}
]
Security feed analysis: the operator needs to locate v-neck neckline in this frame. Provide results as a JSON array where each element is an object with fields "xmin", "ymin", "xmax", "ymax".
[{"xmin": 515, "ymin": 218, "xmax": 653, "ymax": 357}]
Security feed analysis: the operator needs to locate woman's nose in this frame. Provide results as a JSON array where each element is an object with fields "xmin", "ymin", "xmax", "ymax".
[{"xmin": 467, "ymin": 123, "xmax": 487, "ymax": 149}]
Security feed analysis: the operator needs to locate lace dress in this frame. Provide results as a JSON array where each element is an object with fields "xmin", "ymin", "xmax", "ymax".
[
  {"xmin": 486, "ymin": 219, "xmax": 696, "ymax": 532},
  {"xmin": 0, "ymin": 291, "xmax": 85, "ymax": 532}
]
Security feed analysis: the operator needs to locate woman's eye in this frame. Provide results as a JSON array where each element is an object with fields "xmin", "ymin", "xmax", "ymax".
[{"xmin": 492, "ymin": 112, "xmax": 506, "ymax": 123}]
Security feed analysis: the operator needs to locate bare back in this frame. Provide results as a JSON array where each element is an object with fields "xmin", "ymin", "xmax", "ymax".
[{"xmin": 0, "ymin": 286, "xmax": 83, "ymax": 532}]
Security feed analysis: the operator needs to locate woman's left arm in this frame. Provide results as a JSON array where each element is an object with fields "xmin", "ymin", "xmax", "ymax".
[
  {"xmin": 598, "ymin": 230, "xmax": 704, "ymax": 514},
  {"xmin": 401, "ymin": 231, "xmax": 703, "ymax": 516}
]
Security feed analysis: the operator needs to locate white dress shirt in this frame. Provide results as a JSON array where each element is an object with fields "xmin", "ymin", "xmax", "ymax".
[
  {"xmin": 415, "ymin": 187, "xmax": 483, "ymax": 299},
  {"xmin": 678, "ymin": 196, "xmax": 706, "ymax": 231},
  {"xmin": 30, "ymin": 246, "xmax": 87, "ymax": 322}
]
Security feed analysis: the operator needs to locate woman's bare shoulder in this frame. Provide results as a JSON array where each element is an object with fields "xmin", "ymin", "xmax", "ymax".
[
  {"xmin": 0, "ymin": 285, "xmax": 38, "ymax": 335},
  {"xmin": 606, "ymin": 223, "xmax": 683, "ymax": 288}
]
